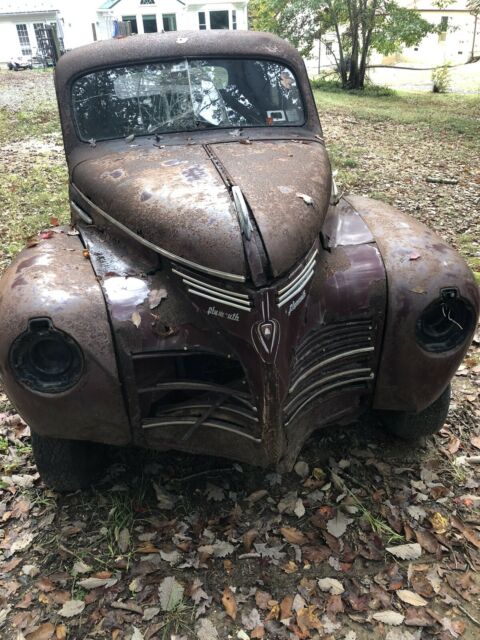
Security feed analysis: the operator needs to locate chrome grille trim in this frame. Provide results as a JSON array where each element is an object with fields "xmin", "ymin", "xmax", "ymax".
[
  {"xmin": 277, "ymin": 249, "xmax": 318, "ymax": 307},
  {"xmin": 278, "ymin": 268, "xmax": 315, "ymax": 308},
  {"xmin": 172, "ymin": 267, "xmax": 253, "ymax": 312},
  {"xmin": 284, "ymin": 367, "xmax": 373, "ymax": 412},
  {"xmin": 285, "ymin": 375, "xmax": 374, "ymax": 426},
  {"xmin": 141, "ymin": 417, "xmax": 262, "ymax": 443},
  {"xmin": 290, "ymin": 346, "xmax": 374, "ymax": 392}
]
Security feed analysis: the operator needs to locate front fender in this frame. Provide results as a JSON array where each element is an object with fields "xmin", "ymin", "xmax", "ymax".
[
  {"xmin": 347, "ymin": 195, "xmax": 479, "ymax": 412},
  {"xmin": 0, "ymin": 232, "xmax": 131, "ymax": 445}
]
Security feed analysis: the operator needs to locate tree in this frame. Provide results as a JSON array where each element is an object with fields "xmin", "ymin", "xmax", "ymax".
[{"xmin": 249, "ymin": 0, "xmax": 436, "ymax": 89}]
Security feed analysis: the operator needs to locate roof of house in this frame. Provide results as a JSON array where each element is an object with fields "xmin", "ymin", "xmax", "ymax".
[
  {"xmin": 98, "ymin": 0, "xmax": 121, "ymax": 10},
  {"xmin": 0, "ymin": 0, "xmax": 58, "ymax": 14}
]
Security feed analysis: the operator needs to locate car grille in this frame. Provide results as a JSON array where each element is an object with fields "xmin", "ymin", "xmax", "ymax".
[
  {"xmin": 277, "ymin": 249, "xmax": 318, "ymax": 309},
  {"xmin": 172, "ymin": 267, "xmax": 253, "ymax": 313},
  {"xmin": 132, "ymin": 351, "xmax": 260, "ymax": 442},
  {"xmin": 284, "ymin": 318, "xmax": 375, "ymax": 425}
]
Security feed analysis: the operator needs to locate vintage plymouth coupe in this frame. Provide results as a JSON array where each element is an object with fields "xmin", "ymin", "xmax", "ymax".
[{"xmin": 0, "ymin": 31, "xmax": 478, "ymax": 490}]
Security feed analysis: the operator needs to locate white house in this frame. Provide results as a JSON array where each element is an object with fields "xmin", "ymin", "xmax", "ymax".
[
  {"xmin": 305, "ymin": 0, "xmax": 480, "ymax": 77},
  {"xmin": 0, "ymin": 0, "xmax": 249, "ymax": 67}
]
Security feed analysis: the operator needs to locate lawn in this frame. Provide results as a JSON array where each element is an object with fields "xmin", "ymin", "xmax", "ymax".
[{"xmin": 0, "ymin": 71, "xmax": 479, "ymax": 640}]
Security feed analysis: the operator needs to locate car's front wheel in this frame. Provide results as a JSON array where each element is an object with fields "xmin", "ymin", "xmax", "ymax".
[
  {"xmin": 378, "ymin": 384, "xmax": 451, "ymax": 440},
  {"xmin": 31, "ymin": 432, "xmax": 106, "ymax": 492}
]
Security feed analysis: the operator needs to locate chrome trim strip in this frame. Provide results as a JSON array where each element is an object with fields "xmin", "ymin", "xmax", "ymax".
[
  {"xmin": 142, "ymin": 418, "xmax": 262, "ymax": 443},
  {"xmin": 278, "ymin": 249, "xmax": 318, "ymax": 296},
  {"xmin": 188, "ymin": 283, "xmax": 252, "ymax": 307},
  {"xmin": 172, "ymin": 268, "xmax": 250, "ymax": 300},
  {"xmin": 188, "ymin": 288, "xmax": 252, "ymax": 312},
  {"xmin": 285, "ymin": 368, "xmax": 373, "ymax": 412},
  {"xmin": 278, "ymin": 268, "xmax": 315, "ymax": 307},
  {"xmin": 232, "ymin": 186, "xmax": 253, "ymax": 240},
  {"xmin": 71, "ymin": 183, "xmax": 247, "ymax": 283},
  {"xmin": 70, "ymin": 200, "xmax": 93, "ymax": 224},
  {"xmin": 158, "ymin": 403, "xmax": 259, "ymax": 422},
  {"xmin": 285, "ymin": 375, "xmax": 374, "ymax": 426},
  {"xmin": 290, "ymin": 346, "xmax": 375, "ymax": 392}
]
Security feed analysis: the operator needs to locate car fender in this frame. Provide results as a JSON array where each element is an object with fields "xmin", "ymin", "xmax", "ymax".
[
  {"xmin": 347, "ymin": 195, "xmax": 480, "ymax": 412},
  {"xmin": 0, "ymin": 232, "xmax": 131, "ymax": 444}
]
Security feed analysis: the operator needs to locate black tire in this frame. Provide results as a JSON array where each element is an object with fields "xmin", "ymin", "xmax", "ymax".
[
  {"xmin": 31, "ymin": 432, "xmax": 106, "ymax": 492},
  {"xmin": 378, "ymin": 384, "xmax": 451, "ymax": 440}
]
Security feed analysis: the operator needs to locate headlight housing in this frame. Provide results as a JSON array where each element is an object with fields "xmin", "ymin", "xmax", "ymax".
[
  {"xmin": 416, "ymin": 289, "xmax": 476, "ymax": 353},
  {"xmin": 9, "ymin": 318, "xmax": 84, "ymax": 393}
]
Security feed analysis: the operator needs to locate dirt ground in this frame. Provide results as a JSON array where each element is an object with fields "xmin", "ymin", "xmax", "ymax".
[{"xmin": 0, "ymin": 70, "xmax": 479, "ymax": 640}]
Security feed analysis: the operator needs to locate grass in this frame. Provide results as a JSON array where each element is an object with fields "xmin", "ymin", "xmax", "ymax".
[{"xmin": 313, "ymin": 85, "xmax": 480, "ymax": 140}]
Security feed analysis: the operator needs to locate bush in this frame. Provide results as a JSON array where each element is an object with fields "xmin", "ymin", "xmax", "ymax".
[
  {"xmin": 310, "ymin": 75, "xmax": 396, "ymax": 97},
  {"xmin": 432, "ymin": 64, "xmax": 451, "ymax": 93}
]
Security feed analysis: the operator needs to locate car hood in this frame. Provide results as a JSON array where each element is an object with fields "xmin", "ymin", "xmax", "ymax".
[{"xmin": 71, "ymin": 140, "xmax": 331, "ymax": 279}]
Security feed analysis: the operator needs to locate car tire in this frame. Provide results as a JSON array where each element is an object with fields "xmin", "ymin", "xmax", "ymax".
[
  {"xmin": 378, "ymin": 384, "xmax": 451, "ymax": 440},
  {"xmin": 31, "ymin": 431, "xmax": 106, "ymax": 492}
]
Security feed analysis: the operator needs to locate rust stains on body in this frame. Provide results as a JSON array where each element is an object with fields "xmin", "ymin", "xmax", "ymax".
[
  {"xmin": 72, "ymin": 145, "xmax": 247, "ymax": 278},
  {"xmin": 211, "ymin": 140, "xmax": 331, "ymax": 277}
]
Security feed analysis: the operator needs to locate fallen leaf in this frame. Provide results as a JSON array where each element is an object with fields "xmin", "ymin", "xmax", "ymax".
[
  {"xmin": 451, "ymin": 516, "xmax": 480, "ymax": 549},
  {"xmin": 112, "ymin": 526, "xmax": 129, "ymax": 554},
  {"xmin": 55, "ymin": 624, "xmax": 67, "ymax": 640},
  {"xmin": 415, "ymin": 529, "xmax": 440, "ymax": 554},
  {"xmin": 25, "ymin": 622, "xmax": 55, "ymax": 640},
  {"xmin": 159, "ymin": 576, "xmax": 184, "ymax": 612},
  {"xmin": 280, "ymin": 527, "xmax": 308, "ymax": 545},
  {"xmin": 148, "ymin": 287, "xmax": 167, "ymax": 310},
  {"xmin": 196, "ymin": 618, "xmax": 219, "ymax": 640},
  {"xmin": 131, "ymin": 627, "xmax": 144, "ymax": 640},
  {"xmin": 77, "ymin": 576, "xmax": 118, "ymax": 590},
  {"xmin": 294, "ymin": 461, "xmax": 310, "ymax": 478},
  {"xmin": 294, "ymin": 498, "xmax": 305, "ymax": 518},
  {"xmin": 131, "ymin": 311, "xmax": 142, "ymax": 328},
  {"xmin": 58, "ymin": 599, "xmax": 85, "ymax": 618},
  {"xmin": 222, "ymin": 587, "xmax": 237, "ymax": 620},
  {"xmin": 372, "ymin": 610, "xmax": 405, "ymax": 625},
  {"xmin": 326, "ymin": 510, "xmax": 352, "ymax": 538},
  {"xmin": 397, "ymin": 590, "xmax": 428, "ymax": 607},
  {"xmin": 429, "ymin": 512, "xmax": 449, "ymax": 534},
  {"xmin": 386, "ymin": 543, "xmax": 422, "ymax": 560},
  {"xmin": 317, "ymin": 577, "xmax": 344, "ymax": 595}
]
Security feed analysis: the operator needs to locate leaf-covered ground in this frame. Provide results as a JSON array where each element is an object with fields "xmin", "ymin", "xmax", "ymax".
[{"xmin": 0, "ymin": 70, "xmax": 479, "ymax": 640}]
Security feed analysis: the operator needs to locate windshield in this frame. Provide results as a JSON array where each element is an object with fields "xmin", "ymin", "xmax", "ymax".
[{"xmin": 71, "ymin": 58, "xmax": 305, "ymax": 141}]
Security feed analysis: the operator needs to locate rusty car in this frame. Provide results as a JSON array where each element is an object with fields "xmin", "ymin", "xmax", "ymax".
[{"xmin": 0, "ymin": 31, "xmax": 478, "ymax": 491}]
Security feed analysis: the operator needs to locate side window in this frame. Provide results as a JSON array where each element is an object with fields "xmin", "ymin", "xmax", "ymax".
[
  {"xmin": 122, "ymin": 16, "xmax": 138, "ymax": 34},
  {"xmin": 16, "ymin": 24, "xmax": 31, "ymax": 55},
  {"xmin": 439, "ymin": 16, "xmax": 448, "ymax": 42},
  {"xmin": 162, "ymin": 14, "xmax": 177, "ymax": 31},
  {"xmin": 198, "ymin": 12, "xmax": 207, "ymax": 30}
]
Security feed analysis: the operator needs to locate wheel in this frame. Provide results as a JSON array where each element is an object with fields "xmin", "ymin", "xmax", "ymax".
[
  {"xmin": 31, "ymin": 431, "xmax": 106, "ymax": 492},
  {"xmin": 378, "ymin": 384, "xmax": 451, "ymax": 440}
]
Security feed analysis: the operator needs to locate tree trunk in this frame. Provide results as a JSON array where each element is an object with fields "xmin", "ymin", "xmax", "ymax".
[{"xmin": 326, "ymin": 0, "xmax": 348, "ymax": 87}]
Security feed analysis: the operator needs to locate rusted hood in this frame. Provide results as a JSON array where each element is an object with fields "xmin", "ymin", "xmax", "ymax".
[
  {"xmin": 72, "ymin": 144, "xmax": 247, "ymax": 278},
  {"xmin": 210, "ymin": 140, "xmax": 331, "ymax": 276},
  {"xmin": 71, "ymin": 139, "xmax": 331, "ymax": 281}
]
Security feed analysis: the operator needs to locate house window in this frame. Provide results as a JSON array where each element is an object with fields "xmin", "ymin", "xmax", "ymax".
[
  {"xmin": 325, "ymin": 41, "xmax": 333, "ymax": 55},
  {"xmin": 122, "ymin": 16, "xmax": 138, "ymax": 34},
  {"xmin": 439, "ymin": 16, "xmax": 448, "ymax": 42},
  {"xmin": 140, "ymin": 0, "xmax": 155, "ymax": 3},
  {"xmin": 162, "ymin": 14, "xmax": 176, "ymax": 31},
  {"xmin": 210, "ymin": 10, "xmax": 229, "ymax": 29},
  {"xmin": 232, "ymin": 10, "xmax": 237, "ymax": 30},
  {"xmin": 198, "ymin": 11, "xmax": 207, "ymax": 30},
  {"xmin": 33, "ymin": 22, "xmax": 45, "ymax": 47},
  {"xmin": 142, "ymin": 14, "xmax": 157, "ymax": 33},
  {"xmin": 16, "ymin": 24, "xmax": 31, "ymax": 55}
]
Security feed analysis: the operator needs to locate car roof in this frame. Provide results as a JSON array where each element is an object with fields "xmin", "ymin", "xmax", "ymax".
[{"xmin": 55, "ymin": 30, "xmax": 305, "ymax": 85}]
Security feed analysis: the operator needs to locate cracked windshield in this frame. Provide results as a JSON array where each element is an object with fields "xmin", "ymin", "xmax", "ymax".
[{"xmin": 72, "ymin": 59, "xmax": 305, "ymax": 141}]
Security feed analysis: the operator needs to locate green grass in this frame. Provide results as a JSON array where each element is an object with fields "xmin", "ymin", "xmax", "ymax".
[{"xmin": 314, "ymin": 87, "xmax": 480, "ymax": 139}]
